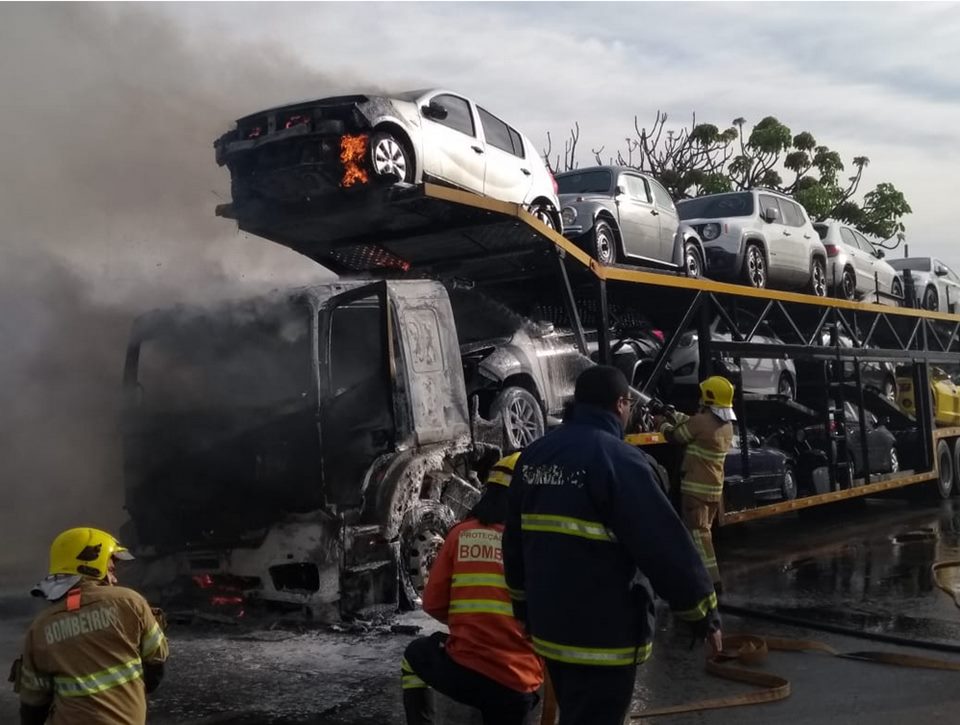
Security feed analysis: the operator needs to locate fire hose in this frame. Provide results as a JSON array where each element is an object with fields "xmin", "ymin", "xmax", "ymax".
[{"xmin": 536, "ymin": 560, "xmax": 960, "ymax": 724}]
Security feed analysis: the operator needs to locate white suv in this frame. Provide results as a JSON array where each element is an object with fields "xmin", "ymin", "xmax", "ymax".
[{"xmin": 677, "ymin": 190, "xmax": 828, "ymax": 296}]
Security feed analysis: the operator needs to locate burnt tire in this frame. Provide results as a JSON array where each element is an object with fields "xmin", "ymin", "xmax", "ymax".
[
  {"xmin": 592, "ymin": 219, "xmax": 619, "ymax": 266},
  {"xmin": 491, "ymin": 386, "xmax": 545, "ymax": 452},
  {"xmin": 923, "ymin": 285, "xmax": 940, "ymax": 312},
  {"xmin": 809, "ymin": 257, "xmax": 828, "ymax": 297},
  {"xmin": 839, "ymin": 267, "xmax": 857, "ymax": 301},
  {"xmin": 742, "ymin": 243, "xmax": 767, "ymax": 289},
  {"xmin": 369, "ymin": 130, "xmax": 414, "ymax": 183},
  {"xmin": 684, "ymin": 241, "xmax": 704, "ymax": 278},
  {"xmin": 934, "ymin": 439, "xmax": 954, "ymax": 499},
  {"xmin": 398, "ymin": 499, "xmax": 456, "ymax": 610}
]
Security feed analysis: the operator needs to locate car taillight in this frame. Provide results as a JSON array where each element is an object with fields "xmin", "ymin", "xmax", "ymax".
[
  {"xmin": 824, "ymin": 244, "xmax": 840, "ymax": 257},
  {"xmin": 652, "ymin": 329, "xmax": 665, "ymax": 342}
]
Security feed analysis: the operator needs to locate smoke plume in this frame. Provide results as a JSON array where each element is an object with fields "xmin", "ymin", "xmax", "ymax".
[{"xmin": 0, "ymin": 4, "xmax": 355, "ymax": 584}]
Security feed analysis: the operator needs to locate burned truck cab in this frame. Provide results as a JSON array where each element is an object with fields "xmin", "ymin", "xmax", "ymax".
[{"xmin": 122, "ymin": 280, "xmax": 488, "ymax": 620}]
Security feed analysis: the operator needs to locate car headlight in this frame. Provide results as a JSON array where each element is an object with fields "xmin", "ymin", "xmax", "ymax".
[
  {"xmin": 561, "ymin": 206, "xmax": 578, "ymax": 226},
  {"xmin": 701, "ymin": 223, "xmax": 721, "ymax": 241}
]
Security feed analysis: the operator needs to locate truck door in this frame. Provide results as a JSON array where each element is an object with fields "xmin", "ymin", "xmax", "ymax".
[
  {"xmin": 319, "ymin": 284, "xmax": 395, "ymax": 507},
  {"xmin": 386, "ymin": 280, "xmax": 471, "ymax": 446}
]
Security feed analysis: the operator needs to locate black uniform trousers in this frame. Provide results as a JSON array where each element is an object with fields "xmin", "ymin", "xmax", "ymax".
[
  {"xmin": 545, "ymin": 659, "xmax": 638, "ymax": 725},
  {"xmin": 402, "ymin": 632, "xmax": 539, "ymax": 725}
]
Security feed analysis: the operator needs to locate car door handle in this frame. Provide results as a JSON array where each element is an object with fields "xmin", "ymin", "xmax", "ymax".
[
  {"xmin": 471, "ymin": 145, "xmax": 484, "ymax": 154},
  {"xmin": 783, "ymin": 230, "xmax": 792, "ymax": 236},
  {"xmin": 650, "ymin": 209, "xmax": 659, "ymax": 216},
  {"xmin": 521, "ymin": 167, "xmax": 531, "ymax": 176}
]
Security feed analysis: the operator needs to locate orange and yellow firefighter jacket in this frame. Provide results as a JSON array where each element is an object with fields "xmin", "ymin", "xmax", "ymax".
[
  {"xmin": 18, "ymin": 579, "xmax": 169, "ymax": 725},
  {"xmin": 420, "ymin": 518, "xmax": 543, "ymax": 693},
  {"xmin": 661, "ymin": 410, "xmax": 733, "ymax": 503}
]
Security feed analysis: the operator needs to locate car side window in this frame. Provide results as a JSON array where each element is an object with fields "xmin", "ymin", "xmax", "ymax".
[
  {"xmin": 852, "ymin": 231, "xmax": 876, "ymax": 255},
  {"xmin": 430, "ymin": 94, "xmax": 475, "ymax": 137},
  {"xmin": 508, "ymin": 127, "xmax": 526, "ymax": 159},
  {"xmin": 623, "ymin": 175, "xmax": 651, "ymax": 202},
  {"xmin": 780, "ymin": 200, "xmax": 804, "ymax": 227},
  {"xmin": 478, "ymin": 106, "xmax": 521, "ymax": 157},
  {"xmin": 650, "ymin": 180, "xmax": 676, "ymax": 212},
  {"xmin": 839, "ymin": 227, "xmax": 858, "ymax": 248},
  {"xmin": 759, "ymin": 194, "xmax": 781, "ymax": 222}
]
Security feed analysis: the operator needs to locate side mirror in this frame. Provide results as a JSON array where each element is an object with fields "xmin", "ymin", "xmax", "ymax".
[
  {"xmin": 615, "ymin": 184, "xmax": 627, "ymax": 197},
  {"xmin": 936, "ymin": 265, "xmax": 948, "ymax": 277},
  {"xmin": 421, "ymin": 101, "xmax": 448, "ymax": 121},
  {"xmin": 875, "ymin": 249, "xmax": 885, "ymax": 259},
  {"xmin": 762, "ymin": 207, "xmax": 780, "ymax": 224}
]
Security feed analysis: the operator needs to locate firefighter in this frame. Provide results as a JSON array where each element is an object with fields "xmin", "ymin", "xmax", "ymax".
[
  {"xmin": 658, "ymin": 375, "xmax": 736, "ymax": 593},
  {"xmin": 401, "ymin": 453, "xmax": 544, "ymax": 725},
  {"xmin": 13, "ymin": 527, "xmax": 169, "ymax": 725},
  {"xmin": 503, "ymin": 366, "xmax": 721, "ymax": 725}
]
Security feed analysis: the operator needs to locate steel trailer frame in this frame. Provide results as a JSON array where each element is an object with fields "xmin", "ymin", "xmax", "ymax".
[{"xmin": 228, "ymin": 183, "xmax": 960, "ymax": 525}]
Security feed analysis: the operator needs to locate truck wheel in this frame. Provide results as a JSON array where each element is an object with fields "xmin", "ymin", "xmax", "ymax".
[
  {"xmin": 370, "ymin": 130, "xmax": 413, "ymax": 183},
  {"xmin": 592, "ymin": 219, "xmax": 618, "ymax": 265},
  {"xmin": 742, "ymin": 243, "xmax": 767, "ymax": 289},
  {"xmin": 398, "ymin": 499, "xmax": 456, "ymax": 609},
  {"xmin": 935, "ymin": 440, "xmax": 954, "ymax": 499},
  {"xmin": 491, "ymin": 387, "xmax": 545, "ymax": 451}
]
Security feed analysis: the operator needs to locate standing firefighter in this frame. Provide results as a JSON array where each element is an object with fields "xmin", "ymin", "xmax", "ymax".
[
  {"xmin": 401, "ymin": 453, "xmax": 544, "ymax": 725},
  {"xmin": 12, "ymin": 527, "xmax": 169, "ymax": 725},
  {"xmin": 659, "ymin": 375, "xmax": 736, "ymax": 593},
  {"xmin": 503, "ymin": 366, "xmax": 721, "ymax": 725}
]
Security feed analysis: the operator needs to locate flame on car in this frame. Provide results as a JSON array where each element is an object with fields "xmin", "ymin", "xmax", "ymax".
[{"xmin": 340, "ymin": 134, "xmax": 369, "ymax": 188}]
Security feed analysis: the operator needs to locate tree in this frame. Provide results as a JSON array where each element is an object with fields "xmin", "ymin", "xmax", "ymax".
[{"xmin": 543, "ymin": 113, "xmax": 911, "ymax": 247}]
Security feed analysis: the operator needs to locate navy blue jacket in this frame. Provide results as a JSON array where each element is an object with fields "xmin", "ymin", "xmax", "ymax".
[{"xmin": 503, "ymin": 404, "xmax": 720, "ymax": 667}]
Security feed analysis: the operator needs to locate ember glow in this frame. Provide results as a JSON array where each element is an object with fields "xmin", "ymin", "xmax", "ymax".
[{"xmin": 340, "ymin": 134, "xmax": 369, "ymax": 188}]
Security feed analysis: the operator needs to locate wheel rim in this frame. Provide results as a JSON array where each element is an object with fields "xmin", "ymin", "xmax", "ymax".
[
  {"xmin": 596, "ymin": 228, "xmax": 614, "ymax": 265},
  {"xmin": 842, "ymin": 270, "xmax": 856, "ymax": 300},
  {"xmin": 812, "ymin": 261, "xmax": 827, "ymax": 297},
  {"xmin": 685, "ymin": 245, "xmax": 701, "ymax": 277},
  {"xmin": 408, "ymin": 531, "xmax": 444, "ymax": 593},
  {"xmin": 939, "ymin": 447, "xmax": 952, "ymax": 496},
  {"xmin": 892, "ymin": 279, "xmax": 903, "ymax": 302},
  {"xmin": 507, "ymin": 397, "xmax": 542, "ymax": 447},
  {"xmin": 531, "ymin": 205, "xmax": 556, "ymax": 230},
  {"xmin": 373, "ymin": 137, "xmax": 407, "ymax": 179},
  {"xmin": 747, "ymin": 247, "xmax": 766, "ymax": 288},
  {"xmin": 783, "ymin": 470, "xmax": 796, "ymax": 500}
]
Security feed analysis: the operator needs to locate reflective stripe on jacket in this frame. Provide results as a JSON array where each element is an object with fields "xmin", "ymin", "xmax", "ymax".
[
  {"xmin": 422, "ymin": 519, "xmax": 543, "ymax": 693},
  {"xmin": 662, "ymin": 410, "xmax": 734, "ymax": 502},
  {"xmin": 19, "ymin": 580, "xmax": 169, "ymax": 724},
  {"xmin": 503, "ymin": 405, "xmax": 720, "ymax": 667}
]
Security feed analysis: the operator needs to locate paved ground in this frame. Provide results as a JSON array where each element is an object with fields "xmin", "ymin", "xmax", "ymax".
[{"xmin": 3, "ymin": 498, "xmax": 960, "ymax": 723}]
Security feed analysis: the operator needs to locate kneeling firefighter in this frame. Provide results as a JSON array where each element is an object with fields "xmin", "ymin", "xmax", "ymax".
[
  {"xmin": 659, "ymin": 375, "xmax": 736, "ymax": 593},
  {"xmin": 401, "ymin": 453, "xmax": 544, "ymax": 725},
  {"xmin": 11, "ymin": 527, "xmax": 169, "ymax": 725}
]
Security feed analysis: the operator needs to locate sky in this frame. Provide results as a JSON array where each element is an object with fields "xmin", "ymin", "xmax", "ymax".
[{"xmin": 0, "ymin": 1, "xmax": 958, "ymax": 574}]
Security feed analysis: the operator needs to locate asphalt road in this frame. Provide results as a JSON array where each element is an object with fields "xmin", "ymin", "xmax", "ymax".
[{"xmin": 3, "ymin": 498, "xmax": 960, "ymax": 724}]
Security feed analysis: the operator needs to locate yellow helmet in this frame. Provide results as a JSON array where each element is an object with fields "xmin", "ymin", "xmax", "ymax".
[
  {"xmin": 49, "ymin": 527, "xmax": 134, "ymax": 580},
  {"xmin": 486, "ymin": 452, "xmax": 521, "ymax": 487},
  {"xmin": 699, "ymin": 376, "xmax": 735, "ymax": 409}
]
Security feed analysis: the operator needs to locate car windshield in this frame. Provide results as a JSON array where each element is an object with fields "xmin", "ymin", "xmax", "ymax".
[
  {"xmin": 556, "ymin": 169, "xmax": 613, "ymax": 195},
  {"xmin": 678, "ymin": 192, "xmax": 754, "ymax": 220},
  {"xmin": 889, "ymin": 257, "xmax": 931, "ymax": 271}
]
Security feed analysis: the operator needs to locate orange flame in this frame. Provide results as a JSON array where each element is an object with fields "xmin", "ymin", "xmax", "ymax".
[{"xmin": 340, "ymin": 134, "xmax": 369, "ymax": 187}]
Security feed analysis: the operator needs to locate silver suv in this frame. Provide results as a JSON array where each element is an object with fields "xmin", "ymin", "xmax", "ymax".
[
  {"xmin": 813, "ymin": 221, "xmax": 901, "ymax": 304},
  {"xmin": 677, "ymin": 190, "xmax": 828, "ymax": 296}
]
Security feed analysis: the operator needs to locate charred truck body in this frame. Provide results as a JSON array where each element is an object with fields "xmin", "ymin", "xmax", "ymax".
[{"xmin": 122, "ymin": 280, "xmax": 499, "ymax": 619}]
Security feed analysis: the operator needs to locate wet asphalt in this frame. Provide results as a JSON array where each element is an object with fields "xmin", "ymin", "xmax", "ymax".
[{"xmin": 2, "ymin": 498, "xmax": 960, "ymax": 724}]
